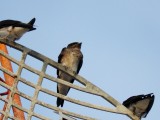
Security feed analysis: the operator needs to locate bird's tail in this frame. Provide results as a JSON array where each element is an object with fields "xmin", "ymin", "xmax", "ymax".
[
  {"xmin": 28, "ymin": 18, "xmax": 36, "ymax": 25},
  {"xmin": 57, "ymin": 97, "xmax": 64, "ymax": 107},
  {"xmin": 28, "ymin": 18, "xmax": 36, "ymax": 31}
]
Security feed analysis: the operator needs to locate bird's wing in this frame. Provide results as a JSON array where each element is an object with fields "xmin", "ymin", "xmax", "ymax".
[
  {"xmin": 123, "ymin": 94, "xmax": 144, "ymax": 107},
  {"xmin": 77, "ymin": 54, "xmax": 83, "ymax": 74},
  {"xmin": 57, "ymin": 47, "xmax": 67, "ymax": 78},
  {"xmin": 0, "ymin": 19, "xmax": 35, "ymax": 29},
  {"xmin": 13, "ymin": 22, "xmax": 34, "ymax": 29},
  {"xmin": 143, "ymin": 95, "xmax": 155, "ymax": 117},
  {"xmin": 0, "ymin": 20, "xmax": 21, "ymax": 29}
]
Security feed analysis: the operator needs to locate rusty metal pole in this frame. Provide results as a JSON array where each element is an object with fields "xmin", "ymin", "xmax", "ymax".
[{"xmin": 0, "ymin": 43, "xmax": 25, "ymax": 120}]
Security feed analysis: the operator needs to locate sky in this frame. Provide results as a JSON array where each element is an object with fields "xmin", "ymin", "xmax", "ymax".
[{"xmin": 0, "ymin": 0, "xmax": 160, "ymax": 120}]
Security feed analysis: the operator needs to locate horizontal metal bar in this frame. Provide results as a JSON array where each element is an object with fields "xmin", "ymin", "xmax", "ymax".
[
  {"xmin": 36, "ymin": 100, "xmax": 97, "ymax": 120},
  {"xmin": 0, "ymin": 39, "xmax": 140, "ymax": 120},
  {"xmin": 0, "ymin": 110, "xmax": 19, "ymax": 120},
  {"xmin": 0, "ymin": 95, "xmax": 8, "ymax": 103}
]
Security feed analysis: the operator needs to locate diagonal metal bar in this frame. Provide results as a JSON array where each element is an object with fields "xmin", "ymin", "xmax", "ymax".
[
  {"xmin": 0, "ymin": 39, "xmax": 139, "ymax": 120},
  {"xmin": 0, "ymin": 42, "xmax": 25, "ymax": 120},
  {"xmin": 27, "ymin": 62, "xmax": 47, "ymax": 120}
]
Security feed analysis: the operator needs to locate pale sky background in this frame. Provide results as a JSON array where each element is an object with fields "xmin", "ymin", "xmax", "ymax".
[{"xmin": 0, "ymin": 1, "xmax": 160, "ymax": 120}]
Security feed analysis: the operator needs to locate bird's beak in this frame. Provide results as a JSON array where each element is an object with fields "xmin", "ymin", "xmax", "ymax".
[{"xmin": 79, "ymin": 42, "xmax": 82, "ymax": 46}]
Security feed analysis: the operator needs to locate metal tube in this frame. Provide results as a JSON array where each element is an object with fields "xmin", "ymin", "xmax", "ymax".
[{"xmin": 0, "ymin": 43, "xmax": 25, "ymax": 120}]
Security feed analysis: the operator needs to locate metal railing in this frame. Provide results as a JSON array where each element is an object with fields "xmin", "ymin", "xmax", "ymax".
[{"xmin": 0, "ymin": 39, "xmax": 139, "ymax": 120}]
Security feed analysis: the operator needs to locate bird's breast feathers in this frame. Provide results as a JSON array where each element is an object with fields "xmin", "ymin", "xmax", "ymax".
[
  {"xmin": 61, "ymin": 56, "xmax": 79, "ymax": 71},
  {"xmin": 13, "ymin": 27, "xmax": 29, "ymax": 35}
]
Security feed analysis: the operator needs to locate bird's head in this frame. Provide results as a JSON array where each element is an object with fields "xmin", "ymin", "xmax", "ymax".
[{"xmin": 67, "ymin": 42, "xmax": 82, "ymax": 49}]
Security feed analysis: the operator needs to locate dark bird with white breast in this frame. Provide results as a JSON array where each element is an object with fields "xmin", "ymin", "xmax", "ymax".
[
  {"xmin": 0, "ymin": 18, "xmax": 36, "ymax": 41},
  {"xmin": 123, "ymin": 93, "xmax": 155, "ymax": 119},
  {"xmin": 57, "ymin": 42, "xmax": 83, "ymax": 107}
]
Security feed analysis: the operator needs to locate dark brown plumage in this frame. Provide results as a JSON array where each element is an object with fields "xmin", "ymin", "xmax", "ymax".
[
  {"xmin": 0, "ymin": 18, "xmax": 36, "ymax": 41},
  {"xmin": 123, "ymin": 93, "xmax": 155, "ymax": 119},
  {"xmin": 57, "ymin": 42, "xmax": 83, "ymax": 107}
]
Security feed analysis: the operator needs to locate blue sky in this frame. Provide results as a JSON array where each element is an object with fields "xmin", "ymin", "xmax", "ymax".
[{"xmin": 0, "ymin": 0, "xmax": 160, "ymax": 120}]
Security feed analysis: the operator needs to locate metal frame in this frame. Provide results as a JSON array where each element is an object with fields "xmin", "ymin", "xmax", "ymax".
[{"xmin": 0, "ymin": 39, "xmax": 139, "ymax": 120}]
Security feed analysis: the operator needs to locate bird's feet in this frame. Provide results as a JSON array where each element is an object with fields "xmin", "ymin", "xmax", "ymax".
[{"xmin": 72, "ymin": 71, "xmax": 77, "ymax": 76}]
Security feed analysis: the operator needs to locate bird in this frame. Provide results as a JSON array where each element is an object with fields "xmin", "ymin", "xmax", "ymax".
[
  {"xmin": 57, "ymin": 42, "xmax": 83, "ymax": 107},
  {"xmin": 0, "ymin": 18, "xmax": 36, "ymax": 41},
  {"xmin": 123, "ymin": 93, "xmax": 155, "ymax": 119}
]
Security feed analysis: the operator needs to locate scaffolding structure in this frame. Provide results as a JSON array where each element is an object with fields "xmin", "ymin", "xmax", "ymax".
[{"xmin": 0, "ymin": 39, "xmax": 139, "ymax": 120}]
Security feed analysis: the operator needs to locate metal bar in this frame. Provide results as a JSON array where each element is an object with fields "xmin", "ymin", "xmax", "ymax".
[
  {"xmin": 0, "ymin": 50, "xmax": 41, "ymax": 76},
  {"xmin": 0, "ymin": 96, "xmax": 9, "ymax": 103},
  {"xmin": 0, "ymin": 43, "xmax": 25, "ymax": 120},
  {"xmin": 0, "ymin": 39, "xmax": 140, "ymax": 120},
  {"xmin": 27, "ymin": 62, "xmax": 47, "ymax": 120},
  {"xmin": 0, "ymin": 110, "xmax": 19, "ymax": 120}
]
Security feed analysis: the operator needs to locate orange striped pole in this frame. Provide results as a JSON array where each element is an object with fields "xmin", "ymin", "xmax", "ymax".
[{"xmin": 0, "ymin": 43, "xmax": 25, "ymax": 120}]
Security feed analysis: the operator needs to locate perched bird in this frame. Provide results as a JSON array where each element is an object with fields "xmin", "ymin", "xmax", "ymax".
[
  {"xmin": 57, "ymin": 42, "xmax": 83, "ymax": 107},
  {"xmin": 123, "ymin": 93, "xmax": 155, "ymax": 119},
  {"xmin": 0, "ymin": 18, "xmax": 36, "ymax": 41}
]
